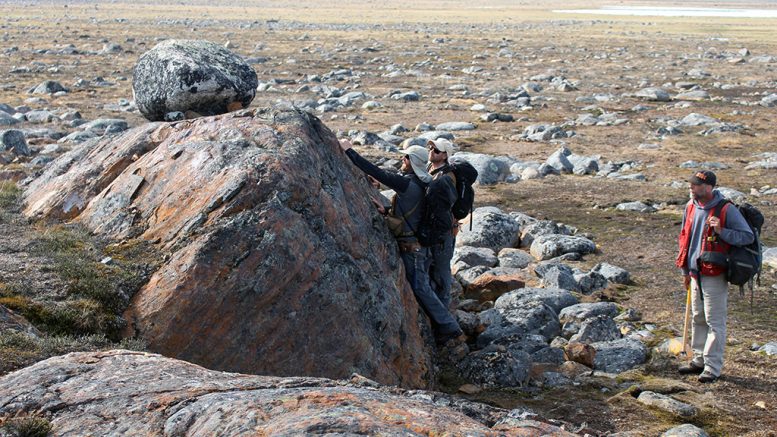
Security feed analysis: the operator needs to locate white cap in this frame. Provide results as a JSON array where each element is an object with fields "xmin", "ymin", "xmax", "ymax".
[{"xmin": 427, "ymin": 138, "xmax": 457, "ymax": 155}]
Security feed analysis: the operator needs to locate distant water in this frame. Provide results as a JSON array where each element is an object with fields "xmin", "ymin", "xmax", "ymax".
[{"xmin": 554, "ymin": 6, "xmax": 777, "ymax": 18}]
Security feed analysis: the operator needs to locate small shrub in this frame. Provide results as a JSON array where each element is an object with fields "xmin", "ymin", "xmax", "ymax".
[
  {"xmin": 1, "ymin": 294, "xmax": 121, "ymax": 339},
  {"xmin": 0, "ymin": 181, "xmax": 21, "ymax": 210},
  {"xmin": 118, "ymin": 337, "xmax": 148, "ymax": 351},
  {"xmin": 0, "ymin": 415, "xmax": 53, "ymax": 437},
  {"xmin": 25, "ymin": 225, "xmax": 157, "ymax": 339},
  {"xmin": 52, "ymin": 254, "xmax": 123, "ymax": 312},
  {"xmin": 0, "ymin": 330, "xmax": 147, "ymax": 376},
  {"xmin": 0, "ymin": 295, "xmax": 51, "ymax": 327},
  {"xmin": 0, "ymin": 331, "xmax": 43, "ymax": 375},
  {"xmin": 32, "ymin": 225, "xmax": 91, "ymax": 254},
  {"xmin": 45, "ymin": 299, "xmax": 123, "ymax": 337}
]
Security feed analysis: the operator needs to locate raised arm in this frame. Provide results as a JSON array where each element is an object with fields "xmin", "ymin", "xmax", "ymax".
[{"xmin": 340, "ymin": 141, "xmax": 409, "ymax": 193}]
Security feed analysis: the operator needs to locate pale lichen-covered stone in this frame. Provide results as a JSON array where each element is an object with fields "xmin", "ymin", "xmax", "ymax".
[
  {"xmin": 0, "ymin": 350, "xmax": 574, "ymax": 435},
  {"xmin": 132, "ymin": 39, "xmax": 258, "ymax": 121}
]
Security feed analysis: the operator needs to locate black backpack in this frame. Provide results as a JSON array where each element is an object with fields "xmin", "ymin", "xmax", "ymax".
[
  {"xmin": 449, "ymin": 159, "xmax": 478, "ymax": 228},
  {"xmin": 713, "ymin": 200, "xmax": 764, "ymax": 310}
]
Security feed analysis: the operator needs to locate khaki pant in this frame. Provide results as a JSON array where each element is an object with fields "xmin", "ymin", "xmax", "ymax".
[{"xmin": 690, "ymin": 274, "xmax": 729, "ymax": 377}]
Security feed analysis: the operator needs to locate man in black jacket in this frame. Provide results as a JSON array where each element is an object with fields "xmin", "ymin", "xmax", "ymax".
[
  {"xmin": 426, "ymin": 138, "xmax": 458, "ymax": 311},
  {"xmin": 340, "ymin": 140, "xmax": 463, "ymax": 344}
]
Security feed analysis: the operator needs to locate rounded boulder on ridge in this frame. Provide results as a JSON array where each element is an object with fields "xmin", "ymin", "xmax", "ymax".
[{"xmin": 132, "ymin": 39, "xmax": 258, "ymax": 121}]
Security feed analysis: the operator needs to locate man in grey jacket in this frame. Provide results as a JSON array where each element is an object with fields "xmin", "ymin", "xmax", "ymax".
[{"xmin": 676, "ymin": 170, "xmax": 754, "ymax": 383}]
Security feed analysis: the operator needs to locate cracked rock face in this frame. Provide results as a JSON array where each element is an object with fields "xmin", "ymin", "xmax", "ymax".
[
  {"xmin": 0, "ymin": 350, "xmax": 572, "ymax": 435},
  {"xmin": 132, "ymin": 40, "xmax": 258, "ymax": 121},
  {"xmin": 22, "ymin": 108, "xmax": 432, "ymax": 387}
]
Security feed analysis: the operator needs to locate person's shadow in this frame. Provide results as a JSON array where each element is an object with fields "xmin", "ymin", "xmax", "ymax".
[{"xmin": 720, "ymin": 373, "xmax": 777, "ymax": 394}]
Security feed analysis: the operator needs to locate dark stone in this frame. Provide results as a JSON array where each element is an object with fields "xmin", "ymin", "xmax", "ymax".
[
  {"xmin": 458, "ymin": 345, "xmax": 531, "ymax": 387},
  {"xmin": 591, "ymin": 338, "xmax": 647, "ymax": 373},
  {"xmin": 569, "ymin": 315, "xmax": 621, "ymax": 343},
  {"xmin": 530, "ymin": 347, "xmax": 565, "ymax": 365},
  {"xmin": 0, "ymin": 129, "xmax": 29, "ymax": 156},
  {"xmin": 29, "ymin": 80, "xmax": 68, "ymax": 94},
  {"xmin": 540, "ymin": 265, "xmax": 580, "ymax": 292}
]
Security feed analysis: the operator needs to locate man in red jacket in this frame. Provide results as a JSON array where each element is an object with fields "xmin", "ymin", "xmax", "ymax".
[{"xmin": 676, "ymin": 170, "xmax": 753, "ymax": 383}]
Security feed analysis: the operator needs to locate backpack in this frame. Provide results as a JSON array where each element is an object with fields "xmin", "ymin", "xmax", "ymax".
[
  {"xmin": 713, "ymin": 200, "xmax": 765, "ymax": 310},
  {"xmin": 449, "ymin": 159, "xmax": 478, "ymax": 229}
]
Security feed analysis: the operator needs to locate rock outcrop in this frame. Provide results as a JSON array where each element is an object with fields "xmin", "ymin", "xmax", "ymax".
[
  {"xmin": 132, "ymin": 40, "xmax": 258, "ymax": 121},
  {"xmin": 22, "ymin": 108, "xmax": 432, "ymax": 387},
  {"xmin": 0, "ymin": 350, "xmax": 575, "ymax": 436}
]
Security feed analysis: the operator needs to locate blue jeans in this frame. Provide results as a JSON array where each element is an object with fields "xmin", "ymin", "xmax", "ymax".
[
  {"xmin": 429, "ymin": 232, "xmax": 455, "ymax": 309},
  {"xmin": 400, "ymin": 246, "xmax": 460, "ymax": 336}
]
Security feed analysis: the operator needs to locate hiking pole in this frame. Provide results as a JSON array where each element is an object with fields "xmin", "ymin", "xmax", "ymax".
[{"xmin": 680, "ymin": 283, "xmax": 692, "ymax": 360}]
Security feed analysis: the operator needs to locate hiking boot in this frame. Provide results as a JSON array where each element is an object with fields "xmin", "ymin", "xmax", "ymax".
[
  {"xmin": 698, "ymin": 371, "xmax": 719, "ymax": 383},
  {"xmin": 435, "ymin": 330, "xmax": 465, "ymax": 347},
  {"xmin": 678, "ymin": 362, "xmax": 704, "ymax": 375}
]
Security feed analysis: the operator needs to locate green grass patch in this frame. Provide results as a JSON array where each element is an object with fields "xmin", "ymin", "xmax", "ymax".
[{"xmin": 0, "ymin": 293, "xmax": 119, "ymax": 338}]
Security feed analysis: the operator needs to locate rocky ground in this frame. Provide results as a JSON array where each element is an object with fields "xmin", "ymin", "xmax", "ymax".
[{"xmin": 1, "ymin": 0, "xmax": 776, "ymax": 435}]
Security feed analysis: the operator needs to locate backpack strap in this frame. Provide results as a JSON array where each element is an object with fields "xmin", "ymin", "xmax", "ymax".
[
  {"xmin": 445, "ymin": 171, "xmax": 456, "ymax": 189},
  {"xmin": 391, "ymin": 194, "xmax": 420, "ymax": 221},
  {"xmin": 705, "ymin": 200, "xmax": 730, "ymax": 242},
  {"xmin": 711, "ymin": 199, "xmax": 730, "ymax": 224},
  {"xmin": 391, "ymin": 177, "xmax": 425, "ymax": 238}
]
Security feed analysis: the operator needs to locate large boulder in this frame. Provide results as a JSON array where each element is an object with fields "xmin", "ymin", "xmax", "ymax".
[
  {"xmin": 591, "ymin": 338, "xmax": 648, "ymax": 373},
  {"xmin": 22, "ymin": 108, "xmax": 432, "ymax": 387},
  {"xmin": 0, "ymin": 350, "xmax": 573, "ymax": 435},
  {"xmin": 132, "ymin": 40, "xmax": 258, "ymax": 121},
  {"xmin": 559, "ymin": 302, "xmax": 619, "ymax": 324},
  {"xmin": 480, "ymin": 300, "xmax": 561, "ymax": 344},
  {"xmin": 495, "ymin": 287, "xmax": 578, "ymax": 314},
  {"xmin": 530, "ymin": 234, "xmax": 596, "ymax": 260},
  {"xmin": 456, "ymin": 207, "xmax": 521, "ymax": 252},
  {"xmin": 451, "ymin": 152, "xmax": 511, "ymax": 185}
]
